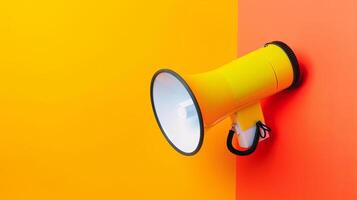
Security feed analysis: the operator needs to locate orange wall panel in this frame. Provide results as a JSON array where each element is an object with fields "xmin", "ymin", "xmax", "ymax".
[
  {"xmin": 237, "ymin": 0, "xmax": 357, "ymax": 199},
  {"xmin": 0, "ymin": 1, "xmax": 237, "ymax": 199}
]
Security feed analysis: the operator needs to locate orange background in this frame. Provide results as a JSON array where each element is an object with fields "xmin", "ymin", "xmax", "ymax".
[
  {"xmin": 2, "ymin": 0, "xmax": 356, "ymax": 199},
  {"xmin": 237, "ymin": 0, "xmax": 357, "ymax": 199},
  {"xmin": 0, "ymin": 0, "xmax": 237, "ymax": 199}
]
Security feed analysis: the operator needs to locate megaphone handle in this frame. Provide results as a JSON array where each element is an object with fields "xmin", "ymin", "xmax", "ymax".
[{"xmin": 226, "ymin": 121, "xmax": 270, "ymax": 156}]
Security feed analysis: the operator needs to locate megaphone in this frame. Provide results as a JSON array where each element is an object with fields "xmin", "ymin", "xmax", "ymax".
[{"xmin": 150, "ymin": 41, "xmax": 300, "ymax": 156}]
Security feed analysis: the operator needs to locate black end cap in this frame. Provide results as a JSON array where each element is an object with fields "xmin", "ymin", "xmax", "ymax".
[{"xmin": 264, "ymin": 41, "xmax": 300, "ymax": 89}]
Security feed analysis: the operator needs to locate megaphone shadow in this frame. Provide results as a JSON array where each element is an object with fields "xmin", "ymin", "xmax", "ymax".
[{"xmin": 249, "ymin": 53, "xmax": 309, "ymax": 163}]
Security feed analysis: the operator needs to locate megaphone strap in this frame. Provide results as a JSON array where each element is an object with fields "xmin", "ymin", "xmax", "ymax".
[
  {"xmin": 256, "ymin": 121, "xmax": 271, "ymax": 139},
  {"xmin": 226, "ymin": 121, "xmax": 271, "ymax": 156}
]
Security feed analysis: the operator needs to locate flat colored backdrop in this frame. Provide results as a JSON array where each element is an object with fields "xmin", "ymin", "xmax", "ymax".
[
  {"xmin": 237, "ymin": 0, "xmax": 357, "ymax": 199},
  {"xmin": 0, "ymin": 1, "xmax": 237, "ymax": 199}
]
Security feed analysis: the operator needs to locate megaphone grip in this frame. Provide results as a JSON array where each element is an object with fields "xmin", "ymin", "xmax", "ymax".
[{"xmin": 226, "ymin": 121, "xmax": 270, "ymax": 156}]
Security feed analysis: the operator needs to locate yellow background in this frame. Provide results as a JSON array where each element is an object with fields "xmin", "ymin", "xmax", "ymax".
[{"xmin": 0, "ymin": 0, "xmax": 237, "ymax": 199}]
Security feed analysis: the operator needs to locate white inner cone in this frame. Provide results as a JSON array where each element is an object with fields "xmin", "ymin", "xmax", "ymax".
[{"xmin": 152, "ymin": 72, "xmax": 201, "ymax": 154}]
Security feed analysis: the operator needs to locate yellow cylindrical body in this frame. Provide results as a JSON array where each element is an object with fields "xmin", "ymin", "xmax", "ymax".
[{"xmin": 184, "ymin": 42, "xmax": 297, "ymax": 127}]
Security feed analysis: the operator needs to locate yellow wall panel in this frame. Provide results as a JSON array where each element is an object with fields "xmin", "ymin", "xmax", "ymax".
[{"xmin": 0, "ymin": 1, "xmax": 237, "ymax": 199}]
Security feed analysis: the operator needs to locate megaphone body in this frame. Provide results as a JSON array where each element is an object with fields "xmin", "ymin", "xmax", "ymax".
[{"xmin": 151, "ymin": 41, "xmax": 300, "ymax": 156}]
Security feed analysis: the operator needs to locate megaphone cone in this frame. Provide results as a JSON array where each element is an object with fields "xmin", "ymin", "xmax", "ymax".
[{"xmin": 150, "ymin": 41, "xmax": 300, "ymax": 156}]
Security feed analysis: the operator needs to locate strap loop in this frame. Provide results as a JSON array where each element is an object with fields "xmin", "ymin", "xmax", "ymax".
[{"xmin": 256, "ymin": 121, "xmax": 271, "ymax": 139}]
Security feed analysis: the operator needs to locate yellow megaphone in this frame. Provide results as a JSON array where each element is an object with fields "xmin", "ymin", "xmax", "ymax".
[{"xmin": 150, "ymin": 41, "xmax": 300, "ymax": 156}]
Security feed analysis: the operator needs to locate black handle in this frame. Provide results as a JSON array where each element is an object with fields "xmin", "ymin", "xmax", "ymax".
[{"xmin": 226, "ymin": 121, "xmax": 270, "ymax": 156}]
